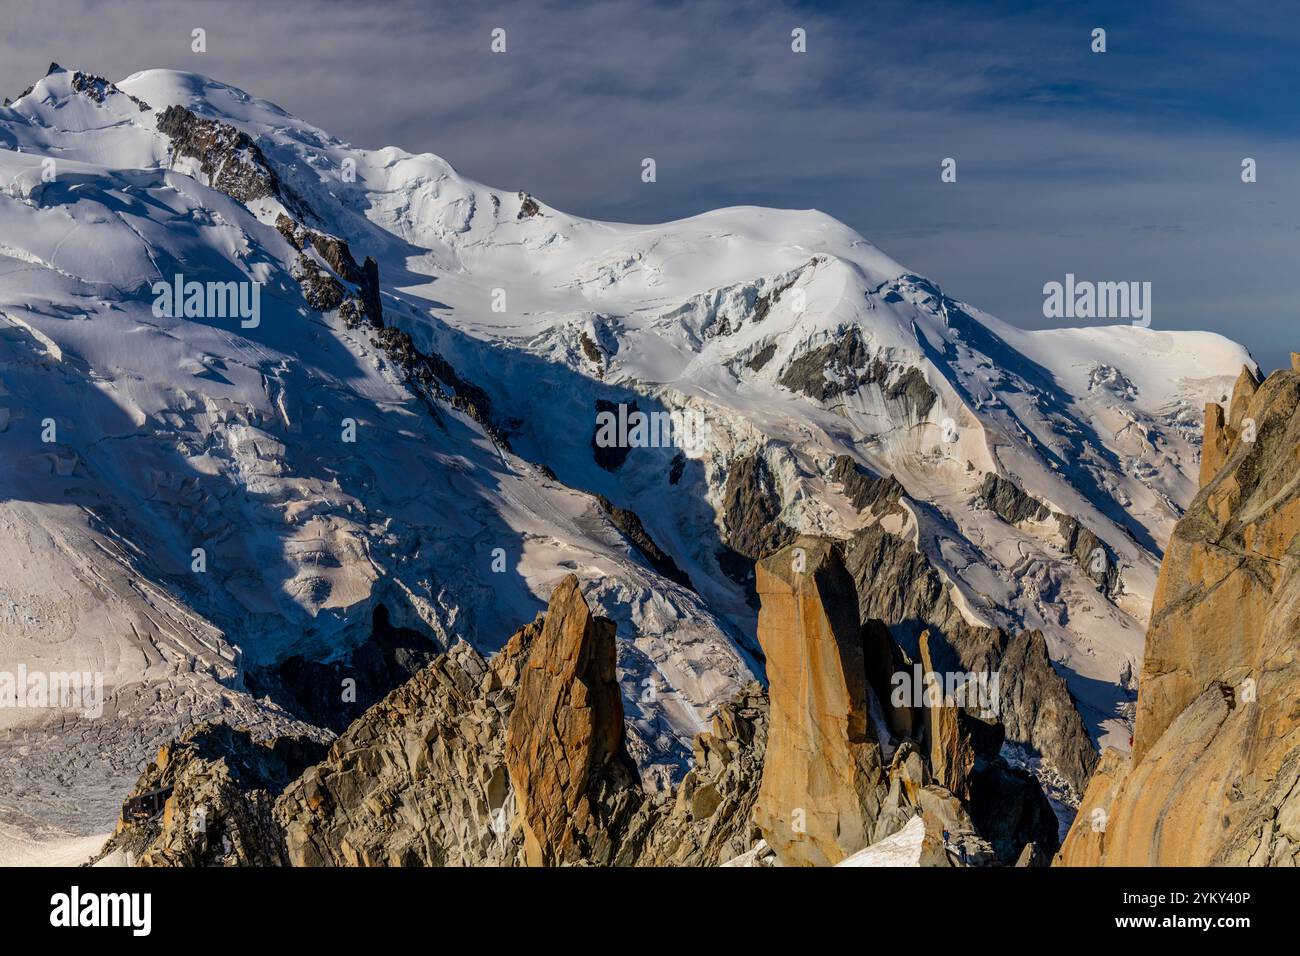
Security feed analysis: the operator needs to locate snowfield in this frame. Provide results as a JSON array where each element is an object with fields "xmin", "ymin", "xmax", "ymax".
[
  {"xmin": 0, "ymin": 66, "xmax": 1254, "ymax": 849},
  {"xmin": 837, "ymin": 815, "xmax": 926, "ymax": 867}
]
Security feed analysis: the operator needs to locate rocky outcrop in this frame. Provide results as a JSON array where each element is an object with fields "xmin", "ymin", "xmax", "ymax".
[
  {"xmin": 979, "ymin": 473, "xmax": 1121, "ymax": 598},
  {"xmin": 979, "ymin": 472, "xmax": 1051, "ymax": 525},
  {"xmin": 830, "ymin": 455, "xmax": 905, "ymax": 516},
  {"xmin": 578, "ymin": 330, "xmax": 603, "ymax": 368},
  {"xmin": 517, "ymin": 192, "xmax": 541, "ymax": 218},
  {"xmin": 1228, "ymin": 364, "xmax": 1263, "ymax": 431},
  {"xmin": 780, "ymin": 328, "xmax": 880, "ymax": 401},
  {"xmin": 8, "ymin": 63, "xmax": 150, "ymax": 109},
  {"xmin": 275, "ymin": 214, "xmax": 385, "ymax": 330},
  {"xmin": 159, "ymin": 112, "xmax": 501, "ymax": 448},
  {"xmin": 595, "ymin": 494, "xmax": 694, "ymax": 591},
  {"xmin": 1058, "ymin": 356, "xmax": 1300, "ymax": 866},
  {"xmin": 504, "ymin": 576, "xmax": 641, "ymax": 865},
  {"xmin": 1055, "ymin": 514, "xmax": 1122, "ymax": 597},
  {"xmin": 277, "ymin": 207, "xmax": 491, "ymax": 427},
  {"xmin": 717, "ymin": 453, "xmax": 797, "ymax": 602},
  {"xmin": 1199, "ymin": 402, "xmax": 1229, "ymax": 488},
  {"xmin": 843, "ymin": 508, "xmax": 1096, "ymax": 790},
  {"xmin": 842, "ymin": 521, "xmax": 1005, "ymax": 675},
  {"xmin": 369, "ymin": 325, "xmax": 503, "ymax": 443},
  {"xmin": 743, "ymin": 342, "xmax": 777, "ymax": 372},
  {"xmin": 918, "ymin": 631, "xmax": 975, "ymax": 800},
  {"xmin": 997, "ymin": 630, "xmax": 1098, "ymax": 796},
  {"xmin": 293, "ymin": 254, "xmax": 347, "ymax": 311},
  {"xmin": 620, "ymin": 684, "xmax": 769, "ymax": 866},
  {"xmin": 98, "ymin": 575, "xmax": 772, "ymax": 868},
  {"xmin": 778, "ymin": 328, "xmax": 937, "ymax": 419},
  {"xmin": 71, "ymin": 69, "xmax": 149, "ymax": 110},
  {"xmin": 276, "ymin": 577, "xmax": 647, "ymax": 867},
  {"xmin": 98, "ymin": 542, "xmax": 1066, "ymax": 869},
  {"xmin": 92, "ymin": 725, "xmax": 325, "ymax": 867},
  {"xmin": 277, "ymin": 637, "xmax": 525, "ymax": 866},
  {"xmin": 721, "ymin": 453, "xmax": 795, "ymax": 559},
  {"xmin": 157, "ymin": 105, "xmax": 290, "ymax": 207},
  {"xmin": 751, "ymin": 536, "xmax": 889, "ymax": 865}
]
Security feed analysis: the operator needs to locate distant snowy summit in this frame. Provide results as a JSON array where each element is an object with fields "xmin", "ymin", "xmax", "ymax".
[{"xmin": 0, "ymin": 65, "xmax": 1253, "ymax": 854}]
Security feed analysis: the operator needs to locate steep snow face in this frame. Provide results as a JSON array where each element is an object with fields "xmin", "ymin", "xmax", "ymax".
[
  {"xmin": 0, "ymin": 68, "xmax": 753, "ymax": 834},
  {"xmin": 0, "ymin": 67, "xmax": 1252, "ymax": 837},
  {"xmin": 161, "ymin": 63, "xmax": 1249, "ymax": 757}
]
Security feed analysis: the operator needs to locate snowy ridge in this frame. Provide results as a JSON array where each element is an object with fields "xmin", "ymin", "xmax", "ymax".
[{"xmin": 0, "ymin": 67, "xmax": 1253, "ymax": 846}]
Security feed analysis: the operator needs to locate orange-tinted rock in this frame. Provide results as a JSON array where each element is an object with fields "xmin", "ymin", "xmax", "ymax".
[
  {"xmin": 751, "ymin": 536, "xmax": 888, "ymax": 865},
  {"xmin": 1198, "ymin": 403, "xmax": 1227, "ymax": 489},
  {"xmin": 1059, "ymin": 361, "xmax": 1300, "ymax": 866},
  {"xmin": 918, "ymin": 630, "xmax": 974, "ymax": 800},
  {"xmin": 1228, "ymin": 364, "xmax": 1262, "ymax": 431},
  {"xmin": 505, "ymin": 575, "xmax": 637, "ymax": 866}
]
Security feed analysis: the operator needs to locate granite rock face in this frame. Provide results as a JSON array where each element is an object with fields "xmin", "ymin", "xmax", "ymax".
[
  {"xmin": 92, "ymin": 725, "xmax": 325, "ymax": 867},
  {"xmin": 918, "ymin": 631, "xmax": 975, "ymax": 800},
  {"xmin": 504, "ymin": 576, "xmax": 641, "ymax": 866},
  {"xmin": 99, "ymin": 544, "xmax": 1064, "ymax": 868},
  {"xmin": 751, "ymin": 536, "xmax": 890, "ymax": 865},
  {"xmin": 276, "ymin": 576, "xmax": 646, "ymax": 866},
  {"xmin": 1059, "ymin": 356, "xmax": 1300, "ymax": 866},
  {"xmin": 997, "ymin": 630, "xmax": 1098, "ymax": 797},
  {"xmin": 102, "ymin": 575, "xmax": 766, "ymax": 868},
  {"xmin": 276, "ymin": 637, "xmax": 527, "ymax": 866},
  {"xmin": 624, "ymin": 684, "xmax": 769, "ymax": 866},
  {"xmin": 842, "ymin": 521, "xmax": 1006, "ymax": 675}
]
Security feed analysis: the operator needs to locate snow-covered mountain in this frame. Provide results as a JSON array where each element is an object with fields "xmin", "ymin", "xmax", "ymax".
[{"xmin": 0, "ymin": 65, "xmax": 1253, "ymax": 851}]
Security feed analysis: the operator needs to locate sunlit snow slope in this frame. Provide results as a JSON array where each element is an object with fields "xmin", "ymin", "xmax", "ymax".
[{"xmin": 0, "ymin": 66, "xmax": 1254, "ymax": 842}]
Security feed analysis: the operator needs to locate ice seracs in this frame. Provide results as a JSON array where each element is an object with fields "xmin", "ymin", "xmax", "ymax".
[{"xmin": 0, "ymin": 65, "xmax": 1254, "ymax": 853}]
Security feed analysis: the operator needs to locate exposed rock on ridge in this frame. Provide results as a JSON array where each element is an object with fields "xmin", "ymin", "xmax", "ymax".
[
  {"xmin": 752, "ymin": 537, "xmax": 888, "ymax": 864},
  {"xmin": 504, "ymin": 577, "xmax": 640, "ymax": 865},
  {"xmin": 1058, "ymin": 354, "xmax": 1300, "ymax": 866},
  {"xmin": 158, "ymin": 104, "xmax": 293, "ymax": 208},
  {"xmin": 979, "ymin": 473, "xmax": 1122, "ymax": 599},
  {"xmin": 99, "ymin": 548, "xmax": 1063, "ymax": 868},
  {"xmin": 92, "ymin": 725, "xmax": 325, "ymax": 867}
]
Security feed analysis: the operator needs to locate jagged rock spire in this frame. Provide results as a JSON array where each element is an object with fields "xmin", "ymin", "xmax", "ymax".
[
  {"xmin": 751, "ymin": 535, "xmax": 888, "ymax": 865},
  {"xmin": 504, "ymin": 574, "xmax": 638, "ymax": 866}
]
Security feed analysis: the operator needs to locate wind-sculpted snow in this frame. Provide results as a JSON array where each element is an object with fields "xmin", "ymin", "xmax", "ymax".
[{"xmin": 0, "ymin": 66, "xmax": 1253, "ymax": 849}]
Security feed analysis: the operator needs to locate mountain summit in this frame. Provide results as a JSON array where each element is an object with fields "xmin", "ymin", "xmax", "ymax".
[{"xmin": 0, "ymin": 67, "xmax": 1252, "ymax": 854}]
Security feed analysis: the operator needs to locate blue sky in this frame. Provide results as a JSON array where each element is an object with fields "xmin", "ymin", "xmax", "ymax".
[{"xmin": 3, "ymin": 0, "xmax": 1296, "ymax": 370}]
